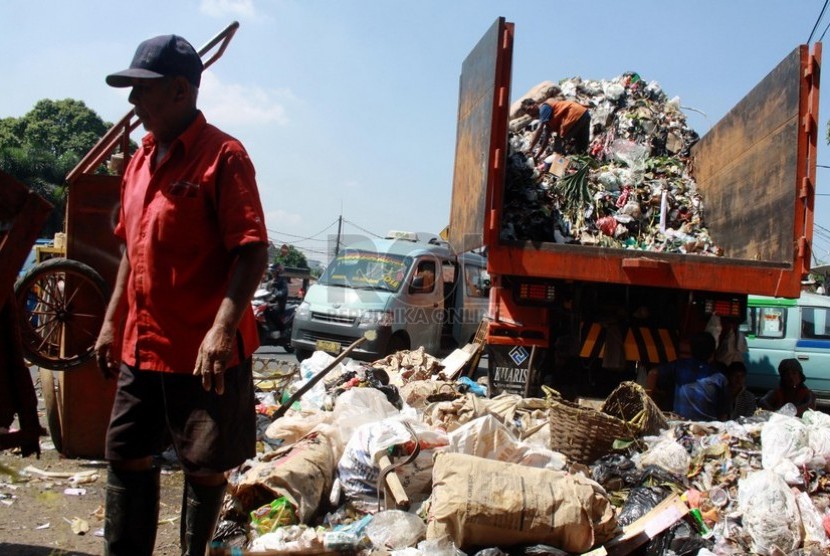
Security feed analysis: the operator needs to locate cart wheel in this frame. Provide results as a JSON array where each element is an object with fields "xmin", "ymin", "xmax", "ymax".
[
  {"xmin": 14, "ymin": 258, "xmax": 109, "ymax": 371},
  {"xmin": 39, "ymin": 368, "xmax": 63, "ymax": 453}
]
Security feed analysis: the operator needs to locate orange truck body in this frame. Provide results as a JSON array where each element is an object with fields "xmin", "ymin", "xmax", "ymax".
[{"xmin": 448, "ymin": 18, "xmax": 822, "ymax": 390}]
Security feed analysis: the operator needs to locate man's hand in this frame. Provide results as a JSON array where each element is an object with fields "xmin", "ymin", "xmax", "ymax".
[
  {"xmin": 194, "ymin": 324, "xmax": 234, "ymax": 395},
  {"xmin": 95, "ymin": 321, "xmax": 121, "ymax": 379}
]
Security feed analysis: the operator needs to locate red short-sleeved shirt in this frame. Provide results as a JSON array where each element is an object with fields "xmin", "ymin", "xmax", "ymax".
[{"xmin": 115, "ymin": 112, "xmax": 268, "ymax": 373}]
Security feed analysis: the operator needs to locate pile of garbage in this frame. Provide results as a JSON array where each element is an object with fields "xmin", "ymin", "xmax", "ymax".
[
  {"xmin": 504, "ymin": 73, "xmax": 724, "ymax": 256},
  {"xmin": 209, "ymin": 350, "xmax": 830, "ymax": 555}
]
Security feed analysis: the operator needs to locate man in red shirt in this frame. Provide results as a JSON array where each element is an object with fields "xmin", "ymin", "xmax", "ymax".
[
  {"xmin": 94, "ymin": 34, "xmax": 268, "ymax": 555},
  {"xmin": 522, "ymin": 97, "xmax": 591, "ymax": 156}
]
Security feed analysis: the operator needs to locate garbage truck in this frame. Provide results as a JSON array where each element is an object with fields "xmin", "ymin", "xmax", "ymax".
[{"xmin": 447, "ymin": 18, "xmax": 821, "ymax": 397}]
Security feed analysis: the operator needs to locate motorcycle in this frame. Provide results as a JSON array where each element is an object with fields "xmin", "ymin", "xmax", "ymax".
[{"xmin": 251, "ymin": 287, "xmax": 295, "ymax": 352}]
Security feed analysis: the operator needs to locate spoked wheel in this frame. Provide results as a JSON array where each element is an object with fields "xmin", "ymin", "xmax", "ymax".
[{"xmin": 14, "ymin": 257, "xmax": 109, "ymax": 371}]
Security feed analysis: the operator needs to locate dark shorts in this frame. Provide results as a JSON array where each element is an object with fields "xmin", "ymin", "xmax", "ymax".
[
  {"xmin": 562, "ymin": 110, "xmax": 591, "ymax": 153},
  {"xmin": 105, "ymin": 360, "xmax": 256, "ymax": 474}
]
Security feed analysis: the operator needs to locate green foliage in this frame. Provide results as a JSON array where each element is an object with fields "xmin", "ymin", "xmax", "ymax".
[
  {"xmin": 273, "ymin": 244, "xmax": 309, "ymax": 269},
  {"xmin": 21, "ymin": 99, "xmax": 108, "ymax": 157},
  {"xmin": 0, "ymin": 99, "xmax": 111, "ymax": 238}
]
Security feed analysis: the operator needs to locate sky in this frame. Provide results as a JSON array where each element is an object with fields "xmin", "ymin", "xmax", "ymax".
[{"xmin": 4, "ymin": 0, "xmax": 830, "ymax": 267}]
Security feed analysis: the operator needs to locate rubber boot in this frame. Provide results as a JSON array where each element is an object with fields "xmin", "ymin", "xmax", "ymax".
[
  {"xmin": 104, "ymin": 467, "xmax": 160, "ymax": 556},
  {"xmin": 180, "ymin": 479, "xmax": 227, "ymax": 556}
]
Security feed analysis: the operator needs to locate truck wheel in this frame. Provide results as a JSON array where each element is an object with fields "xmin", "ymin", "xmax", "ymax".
[{"xmin": 295, "ymin": 348, "xmax": 312, "ymax": 363}]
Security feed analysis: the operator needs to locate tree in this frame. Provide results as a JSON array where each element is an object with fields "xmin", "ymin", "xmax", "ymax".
[
  {"xmin": 0, "ymin": 99, "xmax": 110, "ymax": 238},
  {"xmin": 272, "ymin": 244, "xmax": 309, "ymax": 268}
]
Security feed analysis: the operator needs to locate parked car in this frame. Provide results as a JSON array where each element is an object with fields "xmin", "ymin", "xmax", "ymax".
[
  {"xmin": 291, "ymin": 231, "xmax": 489, "ymax": 363},
  {"xmin": 742, "ymin": 292, "xmax": 830, "ymax": 406}
]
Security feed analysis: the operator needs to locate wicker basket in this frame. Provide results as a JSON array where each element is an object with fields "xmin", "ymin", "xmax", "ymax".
[{"xmin": 546, "ymin": 381, "xmax": 668, "ymax": 464}]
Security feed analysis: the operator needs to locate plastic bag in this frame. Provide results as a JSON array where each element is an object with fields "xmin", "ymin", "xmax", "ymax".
[
  {"xmin": 795, "ymin": 490, "xmax": 830, "ymax": 550},
  {"xmin": 332, "ymin": 387, "xmax": 400, "ymax": 448},
  {"xmin": 760, "ymin": 412, "xmax": 813, "ymax": 483},
  {"xmin": 803, "ymin": 409, "xmax": 830, "ymax": 461},
  {"xmin": 446, "ymin": 414, "xmax": 566, "ymax": 470},
  {"xmin": 617, "ymin": 486, "xmax": 667, "ymax": 527},
  {"xmin": 738, "ymin": 470, "xmax": 802, "ymax": 554},
  {"xmin": 324, "ymin": 514, "xmax": 373, "ymax": 551},
  {"xmin": 250, "ymin": 497, "xmax": 298, "ymax": 535},
  {"xmin": 337, "ymin": 417, "xmax": 448, "ymax": 512},
  {"xmin": 366, "ymin": 510, "xmax": 426, "ymax": 550},
  {"xmin": 635, "ymin": 438, "xmax": 690, "ymax": 477},
  {"xmin": 292, "ymin": 351, "xmax": 340, "ymax": 410},
  {"xmin": 264, "ymin": 409, "xmax": 333, "ymax": 448},
  {"xmin": 610, "ymin": 139, "xmax": 649, "ymax": 173}
]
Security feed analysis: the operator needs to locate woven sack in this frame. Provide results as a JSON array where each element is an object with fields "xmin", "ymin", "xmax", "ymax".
[{"xmin": 547, "ymin": 381, "xmax": 667, "ymax": 464}]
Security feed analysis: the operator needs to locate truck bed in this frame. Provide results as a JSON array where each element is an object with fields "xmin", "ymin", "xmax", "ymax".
[{"xmin": 448, "ymin": 18, "xmax": 821, "ymax": 299}]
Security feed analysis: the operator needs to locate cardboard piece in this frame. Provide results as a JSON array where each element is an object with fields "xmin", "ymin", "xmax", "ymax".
[
  {"xmin": 581, "ymin": 494, "xmax": 689, "ymax": 556},
  {"xmin": 440, "ymin": 348, "xmax": 474, "ymax": 380},
  {"xmin": 548, "ymin": 154, "xmax": 571, "ymax": 177}
]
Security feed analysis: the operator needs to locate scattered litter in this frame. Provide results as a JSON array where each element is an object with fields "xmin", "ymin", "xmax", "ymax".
[
  {"xmin": 66, "ymin": 516, "xmax": 90, "ymax": 535},
  {"xmin": 63, "ymin": 487, "xmax": 86, "ymax": 496},
  {"xmin": 23, "ymin": 465, "xmax": 98, "ymax": 484},
  {"xmin": 0, "ymin": 462, "xmax": 20, "ymax": 481}
]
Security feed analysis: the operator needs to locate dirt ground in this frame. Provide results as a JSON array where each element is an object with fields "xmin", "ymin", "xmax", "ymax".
[{"xmin": 0, "ymin": 374, "xmax": 183, "ymax": 556}]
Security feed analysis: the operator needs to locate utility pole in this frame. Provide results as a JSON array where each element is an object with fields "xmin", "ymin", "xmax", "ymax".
[{"xmin": 334, "ymin": 213, "xmax": 342, "ymax": 259}]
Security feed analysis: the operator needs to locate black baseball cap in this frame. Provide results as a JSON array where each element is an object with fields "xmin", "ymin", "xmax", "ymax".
[{"xmin": 106, "ymin": 34, "xmax": 203, "ymax": 88}]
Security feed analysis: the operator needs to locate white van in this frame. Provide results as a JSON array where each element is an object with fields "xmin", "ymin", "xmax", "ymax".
[
  {"xmin": 742, "ymin": 292, "xmax": 830, "ymax": 404},
  {"xmin": 290, "ymin": 232, "xmax": 490, "ymax": 362}
]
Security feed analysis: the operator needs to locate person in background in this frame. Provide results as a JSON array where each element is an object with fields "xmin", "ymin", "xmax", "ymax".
[
  {"xmin": 646, "ymin": 331, "xmax": 730, "ymax": 421},
  {"xmin": 94, "ymin": 34, "xmax": 268, "ymax": 555},
  {"xmin": 266, "ymin": 263, "xmax": 288, "ymax": 311},
  {"xmin": 521, "ymin": 96, "xmax": 592, "ymax": 156},
  {"xmin": 265, "ymin": 263, "xmax": 288, "ymax": 334},
  {"xmin": 726, "ymin": 361, "xmax": 757, "ymax": 418},
  {"xmin": 758, "ymin": 358, "xmax": 817, "ymax": 417}
]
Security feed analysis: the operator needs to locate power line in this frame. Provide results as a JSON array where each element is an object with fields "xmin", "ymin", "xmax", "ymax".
[
  {"xmin": 266, "ymin": 217, "xmax": 340, "ymax": 243},
  {"xmin": 342, "ymin": 218, "xmax": 383, "ymax": 238},
  {"xmin": 267, "ymin": 232, "xmax": 329, "ymax": 244},
  {"xmin": 819, "ymin": 18, "xmax": 830, "ymax": 42},
  {"xmin": 808, "ymin": 0, "xmax": 830, "ymax": 42}
]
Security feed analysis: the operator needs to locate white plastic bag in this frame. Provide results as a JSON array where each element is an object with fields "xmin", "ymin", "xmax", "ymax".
[
  {"xmin": 795, "ymin": 490, "xmax": 830, "ymax": 550},
  {"xmin": 738, "ymin": 470, "xmax": 802, "ymax": 554},
  {"xmin": 293, "ymin": 351, "xmax": 339, "ymax": 410},
  {"xmin": 761, "ymin": 413, "xmax": 813, "ymax": 484},
  {"xmin": 446, "ymin": 414, "xmax": 566, "ymax": 470},
  {"xmin": 337, "ymin": 417, "xmax": 448, "ymax": 513},
  {"xmin": 366, "ymin": 510, "xmax": 426, "ymax": 550},
  {"xmin": 610, "ymin": 139, "xmax": 649, "ymax": 173},
  {"xmin": 635, "ymin": 438, "xmax": 690, "ymax": 477},
  {"xmin": 803, "ymin": 409, "xmax": 830, "ymax": 461},
  {"xmin": 332, "ymin": 388, "xmax": 400, "ymax": 448}
]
